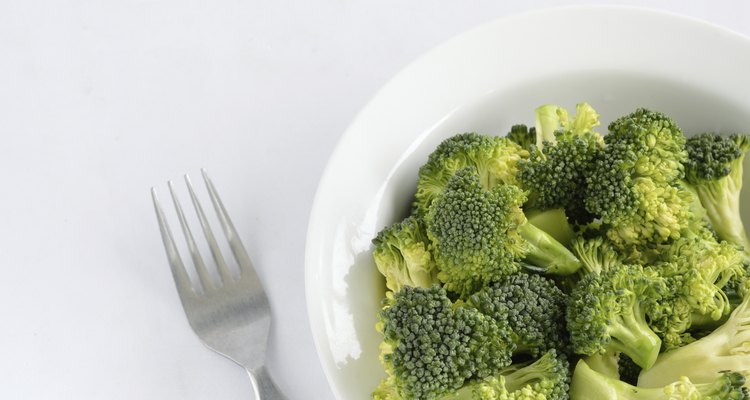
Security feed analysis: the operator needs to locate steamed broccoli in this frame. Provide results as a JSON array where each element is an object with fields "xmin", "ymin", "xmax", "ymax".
[
  {"xmin": 638, "ymin": 296, "xmax": 750, "ymax": 390},
  {"xmin": 566, "ymin": 264, "xmax": 664, "ymax": 369},
  {"xmin": 517, "ymin": 103, "xmax": 604, "ymax": 223},
  {"xmin": 372, "ymin": 216, "xmax": 438, "ymax": 292},
  {"xmin": 645, "ymin": 230, "xmax": 747, "ymax": 349},
  {"xmin": 533, "ymin": 103, "xmax": 601, "ymax": 150},
  {"xmin": 468, "ymin": 272, "xmax": 568, "ymax": 357},
  {"xmin": 570, "ymin": 359, "xmax": 748, "ymax": 400},
  {"xmin": 585, "ymin": 108, "xmax": 694, "ymax": 249},
  {"xmin": 463, "ymin": 349, "xmax": 570, "ymax": 400},
  {"xmin": 425, "ymin": 167, "xmax": 581, "ymax": 296},
  {"xmin": 376, "ymin": 285, "xmax": 515, "ymax": 399},
  {"xmin": 375, "ymin": 349, "xmax": 570, "ymax": 400},
  {"xmin": 685, "ymin": 133, "xmax": 750, "ymax": 253},
  {"xmin": 569, "ymin": 235, "xmax": 625, "ymax": 275},
  {"xmin": 414, "ymin": 133, "xmax": 529, "ymax": 216},
  {"xmin": 506, "ymin": 124, "xmax": 536, "ymax": 150}
]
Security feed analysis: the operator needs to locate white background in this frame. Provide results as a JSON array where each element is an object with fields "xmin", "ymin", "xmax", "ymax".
[{"xmin": 1, "ymin": 1, "xmax": 749, "ymax": 399}]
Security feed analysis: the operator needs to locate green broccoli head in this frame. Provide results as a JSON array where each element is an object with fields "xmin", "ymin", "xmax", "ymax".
[
  {"xmin": 468, "ymin": 272, "xmax": 568, "ymax": 357},
  {"xmin": 449, "ymin": 349, "xmax": 570, "ymax": 400},
  {"xmin": 372, "ymin": 215, "xmax": 439, "ymax": 292},
  {"xmin": 605, "ymin": 107, "xmax": 688, "ymax": 180},
  {"xmin": 585, "ymin": 139, "xmax": 694, "ymax": 248},
  {"xmin": 376, "ymin": 285, "xmax": 515, "ymax": 399},
  {"xmin": 506, "ymin": 124, "xmax": 536, "ymax": 150},
  {"xmin": 425, "ymin": 167, "xmax": 526, "ymax": 296},
  {"xmin": 414, "ymin": 133, "xmax": 529, "ymax": 216},
  {"xmin": 644, "ymin": 230, "xmax": 748, "ymax": 349},
  {"xmin": 639, "ymin": 295, "xmax": 750, "ymax": 391},
  {"xmin": 664, "ymin": 231, "xmax": 746, "ymax": 319},
  {"xmin": 684, "ymin": 132, "xmax": 750, "ymax": 252},
  {"xmin": 566, "ymin": 264, "xmax": 664, "ymax": 369},
  {"xmin": 426, "ymin": 168, "xmax": 582, "ymax": 296},
  {"xmin": 521, "ymin": 103, "xmax": 604, "ymax": 221},
  {"xmin": 517, "ymin": 129, "xmax": 603, "ymax": 222},
  {"xmin": 571, "ymin": 359, "xmax": 748, "ymax": 400},
  {"xmin": 569, "ymin": 235, "xmax": 625, "ymax": 275}
]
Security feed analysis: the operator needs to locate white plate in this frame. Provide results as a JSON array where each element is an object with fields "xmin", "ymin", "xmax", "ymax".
[{"xmin": 304, "ymin": 6, "xmax": 750, "ymax": 399}]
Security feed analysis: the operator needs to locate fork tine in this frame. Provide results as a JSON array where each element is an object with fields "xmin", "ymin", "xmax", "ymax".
[
  {"xmin": 168, "ymin": 180, "xmax": 214, "ymax": 292},
  {"xmin": 185, "ymin": 174, "xmax": 235, "ymax": 285},
  {"xmin": 151, "ymin": 188, "xmax": 195, "ymax": 297},
  {"xmin": 200, "ymin": 169, "xmax": 257, "ymax": 280}
]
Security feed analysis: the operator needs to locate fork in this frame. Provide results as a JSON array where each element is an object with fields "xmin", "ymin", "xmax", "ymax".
[{"xmin": 151, "ymin": 169, "xmax": 286, "ymax": 399}]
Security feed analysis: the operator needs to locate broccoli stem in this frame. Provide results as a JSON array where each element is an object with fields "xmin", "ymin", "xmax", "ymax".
[
  {"xmin": 584, "ymin": 352, "xmax": 620, "ymax": 379},
  {"xmin": 501, "ymin": 363, "xmax": 547, "ymax": 393},
  {"xmin": 526, "ymin": 208, "xmax": 575, "ymax": 245},
  {"xmin": 518, "ymin": 221, "xmax": 582, "ymax": 275},
  {"xmin": 606, "ymin": 302, "xmax": 661, "ymax": 370},
  {"xmin": 638, "ymin": 297, "xmax": 750, "ymax": 387},
  {"xmin": 698, "ymin": 175, "xmax": 750, "ymax": 253},
  {"xmin": 570, "ymin": 360, "xmax": 635, "ymax": 400}
]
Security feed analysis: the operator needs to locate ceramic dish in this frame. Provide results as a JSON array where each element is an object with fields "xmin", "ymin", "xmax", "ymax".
[{"xmin": 305, "ymin": 6, "xmax": 750, "ymax": 399}]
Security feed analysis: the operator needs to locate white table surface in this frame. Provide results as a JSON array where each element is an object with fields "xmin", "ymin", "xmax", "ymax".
[{"xmin": 1, "ymin": 0, "xmax": 749, "ymax": 398}]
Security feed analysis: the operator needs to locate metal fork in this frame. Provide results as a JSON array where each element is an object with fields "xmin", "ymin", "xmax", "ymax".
[{"xmin": 151, "ymin": 169, "xmax": 285, "ymax": 399}]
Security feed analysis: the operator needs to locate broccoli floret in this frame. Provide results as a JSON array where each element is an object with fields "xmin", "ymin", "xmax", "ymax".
[
  {"xmin": 376, "ymin": 285, "xmax": 515, "ymax": 399},
  {"xmin": 425, "ymin": 168, "xmax": 582, "ymax": 296},
  {"xmin": 469, "ymin": 272, "xmax": 568, "ymax": 357},
  {"xmin": 571, "ymin": 359, "xmax": 748, "ymax": 400},
  {"xmin": 569, "ymin": 236, "xmax": 625, "ymax": 275},
  {"xmin": 414, "ymin": 133, "xmax": 529, "ymax": 216},
  {"xmin": 372, "ymin": 216, "xmax": 439, "ymax": 292},
  {"xmin": 518, "ymin": 103, "xmax": 604, "ymax": 223},
  {"xmin": 566, "ymin": 264, "xmax": 664, "ymax": 369},
  {"xmin": 584, "ymin": 108, "xmax": 696, "ymax": 249},
  {"xmin": 376, "ymin": 350, "xmax": 570, "ymax": 400},
  {"xmin": 534, "ymin": 103, "xmax": 600, "ymax": 149},
  {"xmin": 638, "ymin": 296, "xmax": 750, "ymax": 390},
  {"xmin": 605, "ymin": 108, "xmax": 688, "ymax": 182},
  {"xmin": 585, "ymin": 139, "xmax": 694, "ymax": 249},
  {"xmin": 685, "ymin": 133, "xmax": 750, "ymax": 253},
  {"xmin": 507, "ymin": 124, "xmax": 536, "ymax": 150},
  {"xmin": 645, "ymin": 231, "xmax": 747, "ymax": 349},
  {"xmin": 445, "ymin": 349, "xmax": 570, "ymax": 400}
]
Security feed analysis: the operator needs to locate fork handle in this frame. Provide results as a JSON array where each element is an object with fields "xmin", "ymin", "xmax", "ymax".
[{"xmin": 248, "ymin": 366, "xmax": 286, "ymax": 400}]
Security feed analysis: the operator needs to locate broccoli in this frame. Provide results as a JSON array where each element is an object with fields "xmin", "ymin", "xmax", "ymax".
[
  {"xmin": 569, "ymin": 235, "xmax": 625, "ymax": 275},
  {"xmin": 684, "ymin": 133, "xmax": 750, "ymax": 253},
  {"xmin": 466, "ymin": 349, "xmax": 570, "ymax": 400},
  {"xmin": 375, "ymin": 285, "xmax": 514, "ymax": 400},
  {"xmin": 585, "ymin": 112, "xmax": 694, "ymax": 248},
  {"xmin": 425, "ymin": 167, "xmax": 582, "ymax": 296},
  {"xmin": 518, "ymin": 103, "xmax": 604, "ymax": 223},
  {"xmin": 605, "ymin": 108, "xmax": 688, "ymax": 181},
  {"xmin": 584, "ymin": 351, "xmax": 621, "ymax": 379},
  {"xmin": 570, "ymin": 359, "xmax": 748, "ymax": 400},
  {"xmin": 534, "ymin": 103, "xmax": 601, "ymax": 150},
  {"xmin": 638, "ymin": 296, "xmax": 750, "ymax": 390},
  {"xmin": 414, "ymin": 132, "xmax": 529, "ymax": 216},
  {"xmin": 468, "ymin": 272, "xmax": 568, "ymax": 357},
  {"xmin": 507, "ymin": 124, "xmax": 536, "ymax": 150},
  {"xmin": 566, "ymin": 264, "xmax": 664, "ymax": 369},
  {"xmin": 372, "ymin": 215, "xmax": 438, "ymax": 292},
  {"xmin": 645, "ymin": 230, "xmax": 747, "ymax": 349},
  {"xmin": 374, "ymin": 350, "xmax": 570, "ymax": 400}
]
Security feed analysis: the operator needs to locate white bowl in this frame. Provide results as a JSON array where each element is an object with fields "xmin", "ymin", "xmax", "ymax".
[{"xmin": 305, "ymin": 6, "xmax": 750, "ymax": 399}]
